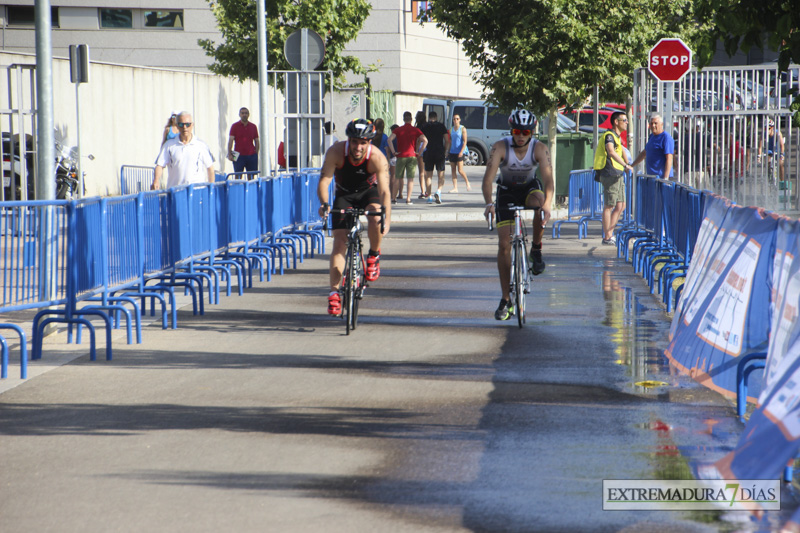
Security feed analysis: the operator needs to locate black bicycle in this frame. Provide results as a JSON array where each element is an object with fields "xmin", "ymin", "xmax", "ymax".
[
  {"xmin": 327, "ymin": 206, "xmax": 385, "ymax": 334},
  {"xmin": 490, "ymin": 204, "xmax": 538, "ymax": 328}
]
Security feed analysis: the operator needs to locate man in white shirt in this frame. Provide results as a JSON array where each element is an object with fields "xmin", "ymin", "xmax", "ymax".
[{"xmin": 152, "ymin": 112, "xmax": 215, "ymax": 189}]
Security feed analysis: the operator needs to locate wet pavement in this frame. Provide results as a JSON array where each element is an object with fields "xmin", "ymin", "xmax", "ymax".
[{"xmin": 0, "ymin": 168, "xmax": 794, "ymax": 532}]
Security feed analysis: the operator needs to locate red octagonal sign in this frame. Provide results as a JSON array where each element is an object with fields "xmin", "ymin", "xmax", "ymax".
[{"xmin": 648, "ymin": 38, "xmax": 693, "ymax": 82}]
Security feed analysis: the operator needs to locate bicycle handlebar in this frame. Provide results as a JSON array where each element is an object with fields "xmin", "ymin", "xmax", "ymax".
[{"xmin": 323, "ymin": 206, "xmax": 386, "ymax": 234}]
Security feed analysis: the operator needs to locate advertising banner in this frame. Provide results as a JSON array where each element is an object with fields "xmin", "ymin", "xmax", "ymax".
[{"xmin": 665, "ymin": 195, "xmax": 777, "ymax": 398}]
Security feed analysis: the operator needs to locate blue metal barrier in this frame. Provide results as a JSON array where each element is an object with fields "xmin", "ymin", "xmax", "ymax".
[
  {"xmin": 1, "ymin": 170, "xmax": 325, "ymax": 379},
  {"xmin": 552, "ymin": 169, "xmax": 594, "ymax": 239}
]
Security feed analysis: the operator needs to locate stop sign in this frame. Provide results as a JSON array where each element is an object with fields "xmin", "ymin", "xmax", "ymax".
[{"xmin": 648, "ymin": 38, "xmax": 692, "ymax": 82}]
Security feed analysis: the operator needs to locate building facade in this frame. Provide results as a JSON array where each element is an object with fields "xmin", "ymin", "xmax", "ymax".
[{"xmin": 0, "ymin": 0, "xmax": 219, "ymax": 71}]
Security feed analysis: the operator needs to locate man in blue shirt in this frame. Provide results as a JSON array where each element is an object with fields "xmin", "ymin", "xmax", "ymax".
[{"xmin": 632, "ymin": 113, "xmax": 674, "ymax": 179}]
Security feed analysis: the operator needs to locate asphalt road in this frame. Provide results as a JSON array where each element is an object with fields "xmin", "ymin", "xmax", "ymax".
[{"xmin": 0, "ymin": 168, "xmax": 783, "ymax": 532}]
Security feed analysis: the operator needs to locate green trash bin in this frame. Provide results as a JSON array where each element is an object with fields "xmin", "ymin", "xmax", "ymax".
[{"xmin": 538, "ymin": 133, "xmax": 594, "ymax": 198}]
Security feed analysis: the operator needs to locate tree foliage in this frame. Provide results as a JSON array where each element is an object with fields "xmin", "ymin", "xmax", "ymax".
[
  {"xmin": 199, "ymin": 0, "xmax": 371, "ymax": 87},
  {"xmin": 426, "ymin": 0, "xmax": 698, "ymax": 115},
  {"xmin": 694, "ymin": 0, "xmax": 800, "ymax": 71}
]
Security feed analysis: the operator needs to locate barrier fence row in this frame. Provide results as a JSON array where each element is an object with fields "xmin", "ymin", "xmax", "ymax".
[
  {"xmin": 592, "ymin": 169, "xmax": 800, "ymax": 525},
  {"xmin": 0, "ymin": 172, "xmax": 329, "ymax": 379}
]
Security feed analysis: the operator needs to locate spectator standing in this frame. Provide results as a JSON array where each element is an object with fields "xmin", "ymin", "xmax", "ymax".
[
  {"xmin": 759, "ymin": 119, "xmax": 785, "ymax": 180},
  {"xmin": 593, "ymin": 111, "xmax": 632, "ymax": 245},
  {"xmin": 161, "ymin": 111, "xmax": 179, "ymax": 145},
  {"xmin": 414, "ymin": 111, "xmax": 428, "ymax": 199},
  {"xmin": 371, "ymin": 118, "xmax": 389, "ymax": 159},
  {"xmin": 631, "ymin": 113, "xmax": 674, "ymax": 179},
  {"xmin": 152, "ymin": 112, "xmax": 215, "ymax": 189},
  {"xmin": 681, "ymin": 118, "xmax": 709, "ymax": 189},
  {"xmin": 388, "ymin": 111, "xmax": 427, "ymax": 204},
  {"xmin": 448, "ymin": 114, "xmax": 472, "ymax": 192},
  {"xmin": 388, "ymin": 124, "xmax": 399, "ymax": 203},
  {"xmin": 420, "ymin": 111, "xmax": 450, "ymax": 204},
  {"xmin": 227, "ymin": 107, "xmax": 259, "ymax": 174}
]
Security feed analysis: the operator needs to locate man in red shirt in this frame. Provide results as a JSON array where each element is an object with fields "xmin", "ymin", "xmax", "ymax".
[
  {"xmin": 227, "ymin": 107, "xmax": 260, "ymax": 174},
  {"xmin": 388, "ymin": 111, "xmax": 427, "ymax": 203}
]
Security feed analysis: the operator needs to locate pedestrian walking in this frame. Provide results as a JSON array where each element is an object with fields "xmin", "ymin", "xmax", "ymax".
[
  {"xmin": 388, "ymin": 112, "xmax": 427, "ymax": 204},
  {"xmin": 448, "ymin": 114, "xmax": 471, "ymax": 192},
  {"xmin": 152, "ymin": 111, "xmax": 215, "ymax": 189},
  {"xmin": 420, "ymin": 111, "xmax": 449, "ymax": 204},
  {"xmin": 227, "ymin": 107, "xmax": 259, "ymax": 174}
]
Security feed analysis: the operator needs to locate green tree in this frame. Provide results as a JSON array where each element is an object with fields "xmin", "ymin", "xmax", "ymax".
[
  {"xmin": 426, "ymin": 0, "xmax": 698, "ymax": 115},
  {"xmin": 694, "ymin": 0, "xmax": 799, "ymax": 71},
  {"xmin": 199, "ymin": 0, "xmax": 371, "ymax": 87}
]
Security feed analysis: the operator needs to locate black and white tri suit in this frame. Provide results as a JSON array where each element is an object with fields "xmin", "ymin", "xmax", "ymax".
[{"xmin": 494, "ymin": 137, "xmax": 543, "ymax": 227}]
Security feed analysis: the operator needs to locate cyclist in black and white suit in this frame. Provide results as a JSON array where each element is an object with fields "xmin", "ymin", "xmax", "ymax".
[{"xmin": 482, "ymin": 109, "xmax": 554, "ymax": 321}]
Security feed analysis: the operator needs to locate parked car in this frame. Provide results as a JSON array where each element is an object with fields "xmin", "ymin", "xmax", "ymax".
[{"xmin": 559, "ymin": 106, "xmax": 628, "ymax": 146}]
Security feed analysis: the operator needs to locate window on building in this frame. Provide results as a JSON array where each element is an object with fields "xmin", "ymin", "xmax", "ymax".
[
  {"xmin": 100, "ymin": 8, "xmax": 132, "ymax": 28},
  {"xmin": 144, "ymin": 11, "xmax": 183, "ymax": 29},
  {"xmin": 454, "ymin": 105, "xmax": 484, "ymax": 130},
  {"xmin": 411, "ymin": 1, "xmax": 432, "ymax": 22},
  {"xmin": 7, "ymin": 6, "xmax": 59, "ymax": 27}
]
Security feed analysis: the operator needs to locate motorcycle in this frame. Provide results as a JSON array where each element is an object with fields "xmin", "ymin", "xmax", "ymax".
[
  {"xmin": 1, "ymin": 131, "xmax": 84, "ymax": 200},
  {"xmin": 54, "ymin": 138, "xmax": 79, "ymax": 200}
]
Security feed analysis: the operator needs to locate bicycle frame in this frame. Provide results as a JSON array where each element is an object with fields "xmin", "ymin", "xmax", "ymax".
[
  {"xmin": 327, "ymin": 206, "xmax": 385, "ymax": 334},
  {"xmin": 491, "ymin": 204, "xmax": 536, "ymax": 328}
]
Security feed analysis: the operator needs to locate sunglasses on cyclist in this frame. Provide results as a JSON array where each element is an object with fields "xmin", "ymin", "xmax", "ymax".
[
  {"xmin": 512, "ymin": 129, "xmax": 531, "ymax": 136},
  {"xmin": 177, "ymin": 122, "xmax": 192, "ymax": 128}
]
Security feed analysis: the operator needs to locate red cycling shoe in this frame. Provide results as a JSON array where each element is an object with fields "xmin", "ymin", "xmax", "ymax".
[
  {"xmin": 327, "ymin": 292, "xmax": 341, "ymax": 315},
  {"xmin": 366, "ymin": 251, "xmax": 380, "ymax": 282}
]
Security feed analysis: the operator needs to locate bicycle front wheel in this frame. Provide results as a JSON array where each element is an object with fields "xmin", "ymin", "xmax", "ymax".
[
  {"xmin": 350, "ymin": 252, "xmax": 364, "ymax": 331},
  {"xmin": 514, "ymin": 240, "xmax": 526, "ymax": 328},
  {"xmin": 344, "ymin": 242, "xmax": 358, "ymax": 335}
]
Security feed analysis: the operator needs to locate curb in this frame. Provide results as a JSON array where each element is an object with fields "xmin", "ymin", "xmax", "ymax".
[{"xmin": 391, "ymin": 207, "xmax": 570, "ymax": 223}]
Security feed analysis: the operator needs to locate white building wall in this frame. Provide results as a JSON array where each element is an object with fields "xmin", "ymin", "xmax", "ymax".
[
  {"xmin": 0, "ymin": 0, "xmax": 218, "ymax": 72},
  {"xmin": 0, "ymin": 51, "xmax": 272, "ymax": 197},
  {"xmin": 344, "ymin": 1, "xmax": 481, "ymax": 106}
]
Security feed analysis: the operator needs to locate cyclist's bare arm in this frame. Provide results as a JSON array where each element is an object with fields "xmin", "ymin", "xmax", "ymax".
[
  {"xmin": 482, "ymin": 140, "xmax": 506, "ymax": 219},
  {"xmin": 318, "ymin": 142, "xmax": 344, "ymax": 217},
  {"xmin": 367, "ymin": 149, "xmax": 392, "ymax": 235},
  {"xmin": 534, "ymin": 141, "xmax": 554, "ymax": 225}
]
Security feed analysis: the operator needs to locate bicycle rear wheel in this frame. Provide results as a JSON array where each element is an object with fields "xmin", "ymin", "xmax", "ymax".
[{"xmin": 514, "ymin": 240, "xmax": 526, "ymax": 328}]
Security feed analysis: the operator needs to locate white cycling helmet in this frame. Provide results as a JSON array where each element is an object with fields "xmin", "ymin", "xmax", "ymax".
[{"xmin": 509, "ymin": 109, "xmax": 537, "ymax": 130}]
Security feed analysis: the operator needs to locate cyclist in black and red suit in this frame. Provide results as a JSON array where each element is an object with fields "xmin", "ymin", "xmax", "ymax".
[{"xmin": 318, "ymin": 119, "xmax": 392, "ymax": 315}]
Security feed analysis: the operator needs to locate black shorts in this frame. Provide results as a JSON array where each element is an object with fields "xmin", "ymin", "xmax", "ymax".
[
  {"xmin": 448, "ymin": 153, "xmax": 464, "ymax": 163},
  {"xmin": 495, "ymin": 179, "xmax": 543, "ymax": 228},
  {"xmin": 331, "ymin": 186, "xmax": 381, "ymax": 230},
  {"xmin": 423, "ymin": 152, "xmax": 446, "ymax": 172}
]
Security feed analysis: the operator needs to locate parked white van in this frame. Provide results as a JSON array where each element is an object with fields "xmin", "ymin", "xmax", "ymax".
[{"xmin": 422, "ymin": 98, "xmax": 583, "ymax": 166}]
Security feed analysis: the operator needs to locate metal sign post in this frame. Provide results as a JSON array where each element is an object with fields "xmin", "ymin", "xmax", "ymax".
[
  {"xmin": 284, "ymin": 29, "xmax": 325, "ymax": 170},
  {"xmin": 69, "ymin": 44, "xmax": 89, "ymax": 197}
]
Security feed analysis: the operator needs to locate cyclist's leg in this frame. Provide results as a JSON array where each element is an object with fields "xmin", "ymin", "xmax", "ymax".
[
  {"xmin": 525, "ymin": 182, "xmax": 547, "ymax": 275},
  {"xmin": 496, "ymin": 224, "xmax": 513, "ymax": 302},
  {"xmin": 329, "ymin": 230, "xmax": 348, "ymax": 290},
  {"xmin": 359, "ymin": 187, "xmax": 383, "ymax": 281}
]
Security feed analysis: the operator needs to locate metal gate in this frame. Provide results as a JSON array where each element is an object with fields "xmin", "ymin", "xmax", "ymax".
[
  {"xmin": 633, "ymin": 64, "xmax": 799, "ymax": 212},
  {"xmin": 0, "ymin": 64, "xmax": 37, "ymax": 201},
  {"xmin": 269, "ymin": 70, "xmax": 333, "ymax": 172}
]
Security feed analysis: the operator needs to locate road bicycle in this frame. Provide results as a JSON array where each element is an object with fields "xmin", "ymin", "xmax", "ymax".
[
  {"xmin": 490, "ymin": 204, "xmax": 538, "ymax": 328},
  {"xmin": 326, "ymin": 206, "xmax": 385, "ymax": 335}
]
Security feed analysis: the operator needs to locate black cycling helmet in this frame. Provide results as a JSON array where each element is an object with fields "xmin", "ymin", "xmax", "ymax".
[
  {"xmin": 508, "ymin": 109, "xmax": 537, "ymax": 131},
  {"xmin": 345, "ymin": 118, "xmax": 376, "ymax": 140}
]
